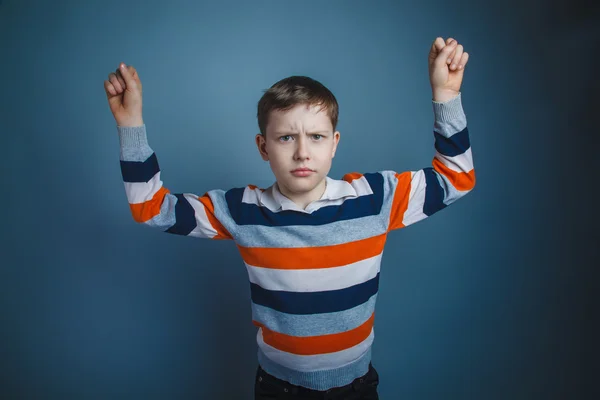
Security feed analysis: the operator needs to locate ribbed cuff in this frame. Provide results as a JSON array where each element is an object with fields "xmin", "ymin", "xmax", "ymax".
[
  {"xmin": 432, "ymin": 92, "xmax": 465, "ymax": 122},
  {"xmin": 117, "ymin": 124, "xmax": 149, "ymax": 149}
]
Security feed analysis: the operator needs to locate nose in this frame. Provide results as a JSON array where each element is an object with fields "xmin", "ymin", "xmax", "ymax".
[{"xmin": 294, "ymin": 137, "xmax": 310, "ymax": 161}]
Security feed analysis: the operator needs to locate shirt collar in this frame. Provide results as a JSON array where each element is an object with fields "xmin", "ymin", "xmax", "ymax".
[{"xmin": 259, "ymin": 176, "xmax": 357, "ymax": 213}]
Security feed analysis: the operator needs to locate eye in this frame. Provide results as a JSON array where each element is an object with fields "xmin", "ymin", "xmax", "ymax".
[
  {"xmin": 312, "ymin": 134, "xmax": 323, "ymax": 140},
  {"xmin": 279, "ymin": 135, "xmax": 292, "ymax": 142}
]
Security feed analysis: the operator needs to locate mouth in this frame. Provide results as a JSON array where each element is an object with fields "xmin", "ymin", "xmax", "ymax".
[
  {"xmin": 291, "ymin": 168, "xmax": 315, "ymax": 177},
  {"xmin": 291, "ymin": 168, "xmax": 313, "ymax": 172}
]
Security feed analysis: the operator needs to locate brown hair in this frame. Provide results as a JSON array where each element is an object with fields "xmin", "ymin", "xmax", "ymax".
[{"xmin": 257, "ymin": 76, "xmax": 339, "ymax": 137}]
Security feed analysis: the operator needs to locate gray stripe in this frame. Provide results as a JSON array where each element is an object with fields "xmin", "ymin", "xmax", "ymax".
[
  {"xmin": 434, "ymin": 170, "xmax": 471, "ymax": 206},
  {"xmin": 207, "ymin": 189, "xmax": 239, "ymax": 238},
  {"xmin": 379, "ymin": 170, "xmax": 396, "ymax": 227},
  {"xmin": 142, "ymin": 192, "xmax": 177, "ymax": 230},
  {"xmin": 252, "ymin": 294, "xmax": 378, "ymax": 337},
  {"xmin": 234, "ymin": 213, "xmax": 389, "ymax": 248}
]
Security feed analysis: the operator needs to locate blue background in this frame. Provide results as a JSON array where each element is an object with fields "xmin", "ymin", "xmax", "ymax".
[{"xmin": 0, "ymin": 0, "xmax": 597, "ymax": 398}]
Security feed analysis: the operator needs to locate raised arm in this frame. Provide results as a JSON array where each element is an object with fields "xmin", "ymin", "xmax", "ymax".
[
  {"xmin": 388, "ymin": 37, "xmax": 475, "ymax": 231},
  {"xmin": 387, "ymin": 92, "xmax": 474, "ymax": 231},
  {"xmin": 105, "ymin": 63, "xmax": 232, "ymax": 240}
]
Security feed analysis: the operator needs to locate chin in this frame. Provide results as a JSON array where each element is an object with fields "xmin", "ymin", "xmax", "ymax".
[{"xmin": 282, "ymin": 176, "xmax": 321, "ymax": 192}]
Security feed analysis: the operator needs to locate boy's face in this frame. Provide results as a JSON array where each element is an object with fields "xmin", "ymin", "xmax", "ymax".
[{"xmin": 255, "ymin": 103, "xmax": 340, "ymax": 202}]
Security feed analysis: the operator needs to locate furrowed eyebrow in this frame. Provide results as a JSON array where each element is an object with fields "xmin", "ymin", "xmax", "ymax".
[{"xmin": 274, "ymin": 131, "xmax": 329, "ymax": 135}]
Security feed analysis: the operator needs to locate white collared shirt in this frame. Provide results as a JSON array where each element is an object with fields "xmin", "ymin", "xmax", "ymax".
[{"xmin": 258, "ymin": 176, "xmax": 359, "ymax": 214}]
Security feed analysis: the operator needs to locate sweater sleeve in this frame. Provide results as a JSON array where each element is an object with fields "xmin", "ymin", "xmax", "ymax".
[
  {"xmin": 387, "ymin": 92, "xmax": 476, "ymax": 231},
  {"xmin": 117, "ymin": 125, "xmax": 232, "ymax": 240}
]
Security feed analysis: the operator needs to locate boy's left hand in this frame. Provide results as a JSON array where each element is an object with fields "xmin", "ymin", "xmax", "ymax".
[{"xmin": 428, "ymin": 37, "xmax": 469, "ymax": 101}]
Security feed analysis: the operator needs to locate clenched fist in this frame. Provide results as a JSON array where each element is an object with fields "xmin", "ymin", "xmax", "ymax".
[
  {"xmin": 428, "ymin": 37, "xmax": 470, "ymax": 102},
  {"xmin": 104, "ymin": 63, "xmax": 144, "ymax": 127}
]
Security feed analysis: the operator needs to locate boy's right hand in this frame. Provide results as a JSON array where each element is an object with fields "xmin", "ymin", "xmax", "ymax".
[{"xmin": 104, "ymin": 63, "xmax": 144, "ymax": 127}]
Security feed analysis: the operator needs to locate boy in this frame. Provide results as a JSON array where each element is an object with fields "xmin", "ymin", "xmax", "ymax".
[{"xmin": 104, "ymin": 36, "xmax": 473, "ymax": 399}]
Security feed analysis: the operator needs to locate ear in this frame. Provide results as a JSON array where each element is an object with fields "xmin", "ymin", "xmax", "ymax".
[
  {"xmin": 331, "ymin": 131, "xmax": 341, "ymax": 158},
  {"xmin": 255, "ymin": 133, "xmax": 269, "ymax": 161}
]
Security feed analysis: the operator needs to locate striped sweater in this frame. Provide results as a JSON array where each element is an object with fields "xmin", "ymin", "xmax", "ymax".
[{"xmin": 116, "ymin": 92, "xmax": 475, "ymax": 391}]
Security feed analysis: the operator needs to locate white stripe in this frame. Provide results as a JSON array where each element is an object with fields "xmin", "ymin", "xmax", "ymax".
[
  {"xmin": 183, "ymin": 193, "xmax": 218, "ymax": 238},
  {"xmin": 257, "ymin": 327, "xmax": 374, "ymax": 371},
  {"xmin": 242, "ymin": 186, "xmax": 263, "ymax": 206},
  {"xmin": 348, "ymin": 175, "xmax": 374, "ymax": 196},
  {"xmin": 434, "ymin": 147, "xmax": 473, "ymax": 173},
  {"xmin": 123, "ymin": 171, "xmax": 163, "ymax": 204},
  {"xmin": 246, "ymin": 254, "xmax": 382, "ymax": 292},
  {"xmin": 402, "ymin": 170, "xmax": 428, "ymax": 226}
]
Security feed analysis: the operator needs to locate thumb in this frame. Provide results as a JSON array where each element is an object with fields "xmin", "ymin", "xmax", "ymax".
[
  {"xmin": 428, "ymin": 37, "xmax": 446, "ymax": 62},
  {"xmin": 430, "ymin": 37, "xmax": 445, "ymax": 53}
]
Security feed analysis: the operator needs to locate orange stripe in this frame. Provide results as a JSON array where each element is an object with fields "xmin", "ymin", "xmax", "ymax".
[
  {"xmin": 238, "ymin": 233, "xmax": 386, "ymax": 269},
  {"xmin": 129, "ymin": 186, "xmax": 170, "ymax": 223},
  {"xmin": 198, "ymin": 194, "xmax": 232, "ymax": 240},
  {"xmin": 388, "ymin": 171, "xmax": 412, "ymax": 231},
  {"xmin": 253, "ymin": 313, "xmax": 375, "ymax": 355},
  {"xmin": 432, "ymin": 158, "xmax": 476, "ymax": 191},
  {"xmin": 342, "ymin": 172, "xmax": 363, "ymax": 183}
]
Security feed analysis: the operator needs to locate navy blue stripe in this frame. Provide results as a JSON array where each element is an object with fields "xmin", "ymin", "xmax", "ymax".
[
  {"xmin": 250, "ymin": 273, "xmax": 379, "ymax": 315},
  {"xmin": 120, "ymin": 153, "xmax": 160, "ymax": 183},
  {"xmin": 434, "ymin": 126, "xmax": 470, "ymax": 157},
  {"xmin": 423, "ymin": 168, "xmax": 447, "ymax": 216},
  {"xmin": 165, "ymin": 194, "xmax": 197, "ymax": 235},
  {"xmin": 226, "ymin": 173, "xmax": 385, "ymax": 227}
]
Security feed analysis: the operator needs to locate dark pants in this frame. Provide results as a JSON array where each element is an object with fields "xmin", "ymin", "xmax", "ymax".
[{"xmin": 254, "ymin": 363, "xmax": 379, "ymax": 400}]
